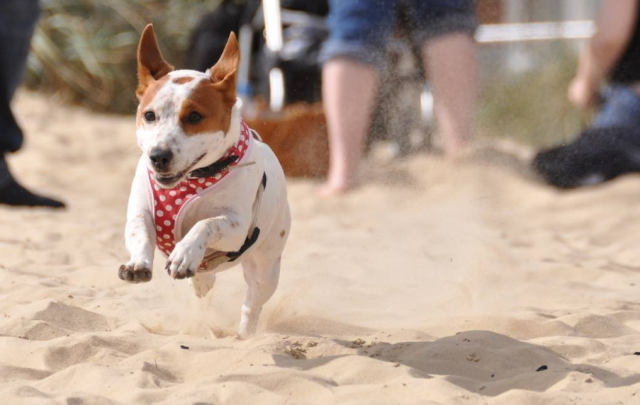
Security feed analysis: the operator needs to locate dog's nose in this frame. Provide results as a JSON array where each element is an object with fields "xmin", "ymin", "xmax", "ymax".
[{"xmin": 149, "ymin": 148, "xmax": 173, "ymax": 172}]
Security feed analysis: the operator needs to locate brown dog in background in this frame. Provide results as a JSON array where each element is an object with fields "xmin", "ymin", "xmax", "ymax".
[{"xmin": 245, "ymin": 102, "xmax": 329, "ymax": 178}]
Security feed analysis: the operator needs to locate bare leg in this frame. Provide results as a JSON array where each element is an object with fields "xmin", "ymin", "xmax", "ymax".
[
  {"xmin": 319, "ymin": 58, "xmax": 378, "ymax": 196},
  {"xmin": 423, "ymin": 33, "xmax": 477, "ymax": 158},
  {"xmin": 238, "ymin": 256, "xmax": 281, "ymax": 337}
]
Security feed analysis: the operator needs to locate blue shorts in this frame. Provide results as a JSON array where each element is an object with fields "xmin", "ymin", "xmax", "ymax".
[
  {"xmin": 591, "ymin": 85, "xmax": 640, "ymax": 129},
  {"xmin": 320, "ymin": 0, "xmax": 477, "ymax": 69}
]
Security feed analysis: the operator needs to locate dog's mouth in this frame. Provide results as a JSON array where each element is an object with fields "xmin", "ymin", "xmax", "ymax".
[
  {"xmin": 152, "ymin": 153, "xmax": 207, "ymax": 188},
  {"xmin": 154, "ymin": 172, "xmax": 184, "ymax": 187}
]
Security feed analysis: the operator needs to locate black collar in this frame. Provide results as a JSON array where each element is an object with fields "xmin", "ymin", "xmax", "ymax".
[{"xmin": 189, "ymin": 155, "xmax": 239, "ymax": 179}]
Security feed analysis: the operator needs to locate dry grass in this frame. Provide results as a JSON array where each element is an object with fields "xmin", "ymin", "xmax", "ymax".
[{"xmin": 25, "ymin": 0, "xmax": 220, "ymax": 113}]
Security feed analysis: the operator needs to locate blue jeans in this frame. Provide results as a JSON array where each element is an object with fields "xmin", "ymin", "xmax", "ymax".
[
  {"xmin": 320, "ymin": 0, "xmax": 477, "ymax": 69},
  {"xmin": 592, "ymin": 85, "xmax": 640, "ymax": 129},
  {"xmin": 0, "ymin": 0, "xmax": 40, "ymax": 153}
]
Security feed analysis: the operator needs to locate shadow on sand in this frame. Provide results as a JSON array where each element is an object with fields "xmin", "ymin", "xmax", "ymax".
[{"xmin": 272, "ymin": 329, "xmax": 640, "ymax": 396}]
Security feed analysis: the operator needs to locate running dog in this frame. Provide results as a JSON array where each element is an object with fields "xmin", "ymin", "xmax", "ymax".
[{"xmin": 119, "ymin": 25, "xmax": 291, "ymax": 337}]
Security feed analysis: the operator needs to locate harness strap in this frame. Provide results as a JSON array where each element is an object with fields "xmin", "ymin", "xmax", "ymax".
[
  {"xmin": 189, "ymin": 155, "xmax": 239, "ymax": 179},
  {"xmin": 227, "ymin": 172, "xmax": 267, "ymax": 262},
  {"xmin": 198, "ymin": 172, "xmax": 268, "ymax": 272},
  {"xmin": 250, "ymin": 129, "xmax": 263, "ymax": 142}
]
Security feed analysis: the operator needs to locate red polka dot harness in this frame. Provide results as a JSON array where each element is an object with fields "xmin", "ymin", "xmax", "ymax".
[{"xmin": 148, "ymin": 119, "xmax": 255, "ymax": 268}]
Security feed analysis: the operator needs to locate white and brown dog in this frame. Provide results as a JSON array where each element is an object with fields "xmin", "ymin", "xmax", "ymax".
[{"xmin": 119, "ymin": 25, "xmax": 291, "ymax": 337}]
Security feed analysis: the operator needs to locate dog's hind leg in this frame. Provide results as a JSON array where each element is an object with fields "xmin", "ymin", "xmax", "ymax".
[
  {"xmin": 238, "ymin": 255, "xmax": 281, "ymax": 338},
  {"xmin": 191, "ymin": 272, "xmax": 216, "ymax": 298}
]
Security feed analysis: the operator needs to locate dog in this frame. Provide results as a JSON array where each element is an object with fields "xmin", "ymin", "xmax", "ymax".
[
  {"xmin": 244, "ymin": 101, "xmax": 329, "ymax": 178},
  {"xmin": 119, "ymin": 25, "xmax": 291, "ymax": 337}
]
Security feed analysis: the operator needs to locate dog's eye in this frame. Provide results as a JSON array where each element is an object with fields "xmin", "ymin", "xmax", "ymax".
[
  {"xmin": 188, "ymin": 112, "xmax": 203, "ymax": 123},
  {"xmin": 144, "ymin": 111, "xmax": 156, "ymax": 122}
]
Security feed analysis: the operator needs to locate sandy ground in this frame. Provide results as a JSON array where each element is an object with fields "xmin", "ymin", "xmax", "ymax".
[{"xmin": 1, "ymin": 92, "xmax": 640, "ymax": 405}]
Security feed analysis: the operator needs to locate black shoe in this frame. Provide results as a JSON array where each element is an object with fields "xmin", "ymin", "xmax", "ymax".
[
  {"xmin": 0, "ymin": 179, "xmax": 65, "ymax": 208},
  {"xmin": 0, "ymin": 154, "xmax": 65, "ymax": 208}
]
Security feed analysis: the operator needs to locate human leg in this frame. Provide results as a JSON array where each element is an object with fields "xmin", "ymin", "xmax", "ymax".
[
  {"xmin": 320, "ymin": 59, "xmax": 378, "ymax": 195},
  {"xmin": 423, "ymin": 33, "xmax": 478, "ymax": 157},
  {"xmin": 413, "ymin": 0, "xmax": 478, "ymax": 158},
  {"xmin": 318, "ymin": 0, "xmax": 395, "ymax": 195},
  {"xmin": 0, "ymin": 0, "xmax": 65, "ymax": 208},
  {"xmin": 0, "ymin": 0, "xmax": 40, "ymax": 153}
]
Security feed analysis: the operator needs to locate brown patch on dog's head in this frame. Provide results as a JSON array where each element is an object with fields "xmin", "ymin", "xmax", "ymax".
[
  {"xmin": 136, "ymin": 75, "xmax": 171, "ymax": 125},
  {"xmin": 137, "ymin": 24, "xmax": 174, "ymax": 99},
  {"xmin": 173, "ymin": 77, "xmax": 194, "ymax": 85},
  {"xmin": 178, "ymin": 33, "xmax": 240, "ymax": 136},
  {"xmin": 178, "ymin": 84, "xmax": 233, "ymax": 135}
]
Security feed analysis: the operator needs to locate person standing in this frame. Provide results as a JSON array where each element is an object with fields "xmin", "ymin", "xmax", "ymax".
[
  {"xmin": 319, "ymin": 0, "xmax": 478, "ymax": 196},
  {"xmin": 0, "ymin": 0, "xmax": 65, "ymax": 208}
]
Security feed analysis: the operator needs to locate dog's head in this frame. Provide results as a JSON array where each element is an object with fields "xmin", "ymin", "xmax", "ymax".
[{"xmin": 135, "ymin": 24, "xmax": 240, "ymax": 188}]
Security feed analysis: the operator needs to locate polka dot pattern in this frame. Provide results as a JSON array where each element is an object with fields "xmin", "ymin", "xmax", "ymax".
[{"xmin": 148, "ymin": 119, "xmax": 252, "ymax": 263}]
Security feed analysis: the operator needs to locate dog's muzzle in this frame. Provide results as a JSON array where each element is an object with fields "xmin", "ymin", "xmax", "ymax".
[{"xmin": 149, "ymin": 148, "xmax": 173, "ymax": 172}]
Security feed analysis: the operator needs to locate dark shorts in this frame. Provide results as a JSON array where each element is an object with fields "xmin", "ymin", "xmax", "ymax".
[
  {"xmin": 0, "ymin": 0, "xmax": 40, "ymax": 153},
  {"xmin": 0, "ymin": 0, "xmax": 40, "ymax": 98},
  {"xmin": 320, "ymin": 0, "xmax": 477, "ymax": 69}
]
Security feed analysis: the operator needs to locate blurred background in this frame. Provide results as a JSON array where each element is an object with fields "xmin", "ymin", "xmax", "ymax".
[
  {"xmin": 25, "ymin": 0, "xmax": 221, "ymax": 113},
  {"xmin": 24, "ymin": 0, "xmax": 600, "ymax": 148}
]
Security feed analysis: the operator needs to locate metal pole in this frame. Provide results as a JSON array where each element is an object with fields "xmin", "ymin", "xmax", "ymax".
[{"xmin": 262, "ymin": 0, "xmax": 285, "ymax": 111}]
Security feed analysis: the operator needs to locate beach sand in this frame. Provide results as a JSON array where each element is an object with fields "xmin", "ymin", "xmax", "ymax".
[{"xmin": 1, "ymin": 92, "xmax": 640, "ymax": 404}]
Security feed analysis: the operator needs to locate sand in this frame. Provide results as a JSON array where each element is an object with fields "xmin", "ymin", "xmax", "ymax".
[{"xmin": 1, "ymin": 92, "xmax": 640, "ymax": 405}]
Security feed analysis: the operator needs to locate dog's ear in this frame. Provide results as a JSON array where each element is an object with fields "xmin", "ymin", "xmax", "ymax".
[
  {"xmin": 137, "ymin": 24, "xmax": 173, "ymax": 98},
  {"xmin": 210, "ymin": 32, "xmax": 240, "ymax": 90}
]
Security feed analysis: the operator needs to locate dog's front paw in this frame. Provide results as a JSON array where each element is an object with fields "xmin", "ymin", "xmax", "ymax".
[
  {"xmin": 118, "ymin": 262, "xmax": 152, "ymax": 283},
  {"xmin": 166, "ymin": 241, "xmax": 205, "ymax": 280}
]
